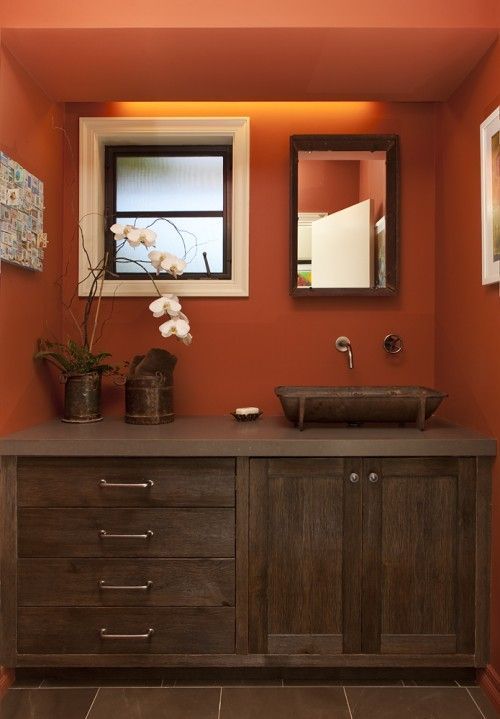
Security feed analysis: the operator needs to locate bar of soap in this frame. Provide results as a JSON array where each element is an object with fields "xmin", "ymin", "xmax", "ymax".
[{"xmin": 235, "ymin": 407, "xmax": 260, "ymax": 415}]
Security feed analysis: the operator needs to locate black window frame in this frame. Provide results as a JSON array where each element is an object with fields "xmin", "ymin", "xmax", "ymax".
[{"xmin": 104, "ymin": 144, "xmax": 233, "ymax": 280}]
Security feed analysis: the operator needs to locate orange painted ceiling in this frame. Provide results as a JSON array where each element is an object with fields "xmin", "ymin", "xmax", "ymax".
[{"xmin": 2, "ymin": 27, "xmax": 498, "ymax": 102}]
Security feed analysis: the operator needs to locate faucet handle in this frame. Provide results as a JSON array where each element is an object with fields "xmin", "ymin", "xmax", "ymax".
[
  {"xmin": 335, "ymin": 336, "xmax": 351, "ymax": 352},
  {"xmin": 383, "ymin": 334, "xmax": 403, "ymax": 354},
  {"xmin": 335, "ymin": 336, "xmax": 354, "ymax": 369}
]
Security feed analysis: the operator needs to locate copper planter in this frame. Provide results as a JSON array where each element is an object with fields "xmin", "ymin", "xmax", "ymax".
[
  {"xmin": 125, "ymin": 373, "xmax": 174, "ymax": 425},
  {"xmin": 62, "ymin": 372, "xmax": 102, "ymax": 423}
]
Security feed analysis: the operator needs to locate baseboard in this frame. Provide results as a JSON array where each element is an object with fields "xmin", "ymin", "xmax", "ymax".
[
  {"xmin": 0, "ymin": 668, "xmax": 14, "ymax": 694},
  {"xmin": 479, "ymin": 664, "xmax": 500, "ymax": 713}
]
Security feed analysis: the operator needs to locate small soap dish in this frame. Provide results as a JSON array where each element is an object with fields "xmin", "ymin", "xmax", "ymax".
[{"xmin": 231, "ymin": 409, "xmax": 263, "ymax": 422}]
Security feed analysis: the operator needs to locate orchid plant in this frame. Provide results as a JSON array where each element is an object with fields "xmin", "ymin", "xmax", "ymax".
[
  {"xmin": 36, "ymin": 218, "xmax": 193, "ymax": 377},
  {"xmin": 110, "ymin": 221, "xmax": 192, "ymax": 345}
]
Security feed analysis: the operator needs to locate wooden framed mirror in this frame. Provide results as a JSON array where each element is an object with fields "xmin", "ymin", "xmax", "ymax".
[{"xmin": 290, "ymin": 134, "xmax": 399, "ymax": 296}]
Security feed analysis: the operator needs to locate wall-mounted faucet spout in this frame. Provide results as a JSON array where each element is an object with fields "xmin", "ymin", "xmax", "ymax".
[{"xmin": 335, "ymin": 336, "xmax": 354, "ymax": 369}]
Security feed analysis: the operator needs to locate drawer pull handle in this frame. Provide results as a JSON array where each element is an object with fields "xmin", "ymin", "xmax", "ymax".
[
  {"xmin": 99, "ymin": 529, "xmax": 154, "ymax": 540},
  {"xmin": 99, "ymin": 479, "xmax": 154, "ymax": 489},
  {"xmin": 100, "ymin": 628, "xmax": 154, "ymax": 640},
  {"xmin": 368, "ymin": 472, "xmax": 379, "ymax": 483},
  {"xmin": 99, "ymin": 580, "xmax": 153, "ymax": 591}
]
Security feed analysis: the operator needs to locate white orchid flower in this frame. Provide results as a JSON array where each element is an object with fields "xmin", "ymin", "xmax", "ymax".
[
  {"xmin": 181, "ymin": 333, "xmax": 193, "ymax": 346},
  {"xmin": 147, "ymin": 250, "xmax": 186, "ymax": 277},
  {"xmin": 159, "ymin": 316, "xmax": 190, "ymax": 339},
  {"xmin": 148, "ymin": 294, "xmax": 182, "ymax": 318},
  {"xmin": 127, "ymin": 227, "xmax": 156, "ymax": 248},
  {"xmin": 160, "ymin": 252, "xmax": 187, "ymax": 278},
  {"xmin": 110, "ymin": 223, "xmax": 135, "ymax": 241},
  {"xmin": 148, "ymin": 250, "xmax": 169, "ymax": 274}
]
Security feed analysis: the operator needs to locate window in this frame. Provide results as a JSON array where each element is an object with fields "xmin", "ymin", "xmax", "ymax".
[
  {"xmin": 104, "ymin": 145, "xmax": 232, "ymax": 280},
  {"xmin": 79, "ymin": 117, "xmax": 249, "ymax": 297}
]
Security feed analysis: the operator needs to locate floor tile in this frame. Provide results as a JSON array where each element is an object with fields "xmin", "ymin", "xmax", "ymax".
[
  {"xmin": 164, "ymin": 669, "xmax": 283, "ymax": 687},
  {"xmin": 346, "ymin": 686, "xmax": 483, "ymax": 718},
  {"xmin": 284, "ymin": 678, "xmax": 403, "ymax": 686},
  {"xmin": 87, "ymin": 688, "xmax": 220, "ymax": 719},
  {"xmin": 0, "ymin": 688, "xmax": 96, "ymax": 719},
  {"xmin": 467, "ymin": 687, "xmax": 500, "ymax": 718},
  {"xmin": 220, "ymin": 687, "xmax": 350, "ymax": 719},
  {"xmin": 402, "ymin": 680, "xmax": 459, "ymax": 687},
  {"xmin": 175, "ymin": 678, "xmax": 282, "ymax": 687},
  {"xmin": 40, "ymin": 669, "xmax": 164, "ymax": 687}
]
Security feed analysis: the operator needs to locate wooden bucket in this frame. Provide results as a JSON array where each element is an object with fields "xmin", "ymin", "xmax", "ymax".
[
  {"xmin": 62, "ymin": 372, "xmax": 102, "ymax": 423},
  {"xmin": 125, "ymin": 372, "xmax": 174, "ymax": 425}
]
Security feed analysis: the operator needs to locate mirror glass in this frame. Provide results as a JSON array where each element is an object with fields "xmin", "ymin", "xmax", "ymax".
[{"xmin": 290, "ymin": 135, "xmax": 399, "ymax": 296}]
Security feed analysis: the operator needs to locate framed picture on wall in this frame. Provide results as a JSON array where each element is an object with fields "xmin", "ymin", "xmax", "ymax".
[{"xmin": 480, "ymin": 106, "xmax": 500, "ymax": 285}]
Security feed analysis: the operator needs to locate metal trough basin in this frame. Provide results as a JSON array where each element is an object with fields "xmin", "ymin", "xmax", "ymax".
[{"xmin": 275, "ymin": 386, "xmax": 447, "ymax": 431}]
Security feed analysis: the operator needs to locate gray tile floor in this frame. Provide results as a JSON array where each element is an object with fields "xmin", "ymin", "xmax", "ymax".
[{"xmin": 1, "ymin": 673, "xmax": 498, "ymax": 718}]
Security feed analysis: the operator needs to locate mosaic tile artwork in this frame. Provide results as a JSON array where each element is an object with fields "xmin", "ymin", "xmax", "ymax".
[{"xmin": 0, "ymin": 152, "xmax": 47, "ymax": 271}]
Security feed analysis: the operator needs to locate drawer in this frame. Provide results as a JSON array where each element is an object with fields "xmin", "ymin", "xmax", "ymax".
[
  {"xmin": 18, "ymin": 508, "xmax": 235, "ymax": 558},
  {"xmin": 18, "ymin": 558, "xmax": 235, "ymax": 607},
  {"xmin": 18, "ymin": 607, "xmax": 235, "ymax": 654},
  {"xmin": 18, "ymin": 457, "xmax": 235, "ymax": 507}
]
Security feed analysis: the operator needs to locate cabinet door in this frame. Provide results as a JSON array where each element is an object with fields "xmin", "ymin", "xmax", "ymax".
[
  {"xmin": 249, "ymin": 458, "xmax": 362, "ymax": 654},
  {"xmin": 362, "ymin": 457, "xmax": 476, "ymax": 656}
]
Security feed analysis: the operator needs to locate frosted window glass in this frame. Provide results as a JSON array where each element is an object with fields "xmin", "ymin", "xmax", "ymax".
[
  {"xmin": 116, "ymin": 156, "xmax": 224, "ymax": 212},
  {"xmin": 115, "ymin": 216, "xmax": 224, "ymax": 275}
]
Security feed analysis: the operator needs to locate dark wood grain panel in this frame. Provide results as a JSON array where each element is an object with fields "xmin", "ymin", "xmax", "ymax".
[
  {"xmin": 15, "ymin": 652, "xmax": 477, "ymax": 668},
  {"xmin": 361, "ymin": 459, "xmax": 382, "ymax": 653},
  {"xmin": 267, "ymin": 472, "xmax": 343, "ymax": 637},
  {"xmin": 18, "ymin": 558, "xmax": 235, "ymax": 606},
  {"xmin": 249, "ymin": 458, "xmax": 359, "ymax": 656},
  {"xmin": 266, "ymin": 458, "xmax": 346, "ymax": 477},
  {"xmin": 18, "ymin": 457, "xmax": 235, "ymax": 507},
  {"xmin": 268, "ymin": 634, "xmax": 343, "ymax": 654},
  {"xmin": 380, "ymin": 473, "xmax": 457, "ymax": 636},
  {"xmin": 380, "ymin": 634, "xmax": 457, "ymax": 654},
  {"xmin": 342, "ymin": 458, "xmax": 363, "ymax": 653},
  {"xmin": 248, "ymin": 459, "xmax": 268, "ymax": 653},
  {"xmin": 235, "ymin": 457, "xmax": 249, "ymax": 654},
  {"xmin": 0, "ymin": 456, "xmax": 17, "ymax": 665},
  {"xmin": 379, "ymin": 457, "xmax": 459, "ymax": 476},
  {"xmin": 18, "ymin": 607, "xmax": 235, "ymax": 654},
  {"xmin": 18, "ymin": 508, "xmax": 235, "ymax": 557},
  {"xmin": 456, "ymin": 458, "xmax": 476, "ymax": 653},
  {"xmin": 475, "ymin": 456, "xmax": 492, "ymax": 666}
]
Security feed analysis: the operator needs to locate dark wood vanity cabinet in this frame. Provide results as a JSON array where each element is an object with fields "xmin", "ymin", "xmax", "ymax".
[
  {"xmin": 5, "ymin": 457, "xmax": 239, "ymax": 663},
  {"xmin": 0, "ymin": 430, "xmax": 492, "ymax": 669},
  {"xmin": 248, "ymin": 456, "xmax": 491, "ymax": 665},
  {"xmin": 248, "ymin": 457, "xmax": 363, "ymax": 655}
]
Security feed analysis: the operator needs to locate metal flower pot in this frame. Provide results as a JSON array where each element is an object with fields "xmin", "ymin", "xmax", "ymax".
[
  {"xmin": 62, "ymin": 372, "xmax": 103, "ymax": 423},
  {"xmin": 125, "ymin": 372, "xmax": 174, "ymax": 425}
]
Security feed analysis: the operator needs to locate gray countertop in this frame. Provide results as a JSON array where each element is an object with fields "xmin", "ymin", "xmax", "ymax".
[{"xmin": 0, "ymin": 416, "xmax": 496, "ymax": 457}]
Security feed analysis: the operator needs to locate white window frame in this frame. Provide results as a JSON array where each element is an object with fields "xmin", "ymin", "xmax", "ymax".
[{"xmin": 79, "ymin": 116, "xmax": 249, "ymax": 297}]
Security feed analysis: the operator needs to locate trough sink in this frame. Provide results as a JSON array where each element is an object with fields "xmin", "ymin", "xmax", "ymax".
[{"xmin": 275, "ymin": 386, "xmax": 447, "ymax": 431}]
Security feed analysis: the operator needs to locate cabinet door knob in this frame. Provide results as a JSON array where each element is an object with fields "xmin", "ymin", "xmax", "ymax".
[
  {"xmin": 368, "ymin": 472, "xmax": 379, "ymax": 483},
  {"xmin": 349, "ymin": 473, "xmax": 360, "ymax": 483}
]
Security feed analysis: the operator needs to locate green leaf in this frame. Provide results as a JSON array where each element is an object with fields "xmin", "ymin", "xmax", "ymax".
[{"xmin": 34, "ymin": 350, "xmax": 72, "ymax": 372}]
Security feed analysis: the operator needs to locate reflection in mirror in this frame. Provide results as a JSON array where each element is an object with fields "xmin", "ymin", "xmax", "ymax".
[{"xmin": 290, "ymin": 135, "xmax": 399, "ymax": 296}]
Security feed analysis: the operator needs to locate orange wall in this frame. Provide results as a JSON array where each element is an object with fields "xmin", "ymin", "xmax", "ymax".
[
  {"xmin": 1, "ymin": 0, "xmax": 496, "ymax": 28},
  {"xmin": 0, "ymin": 46, "xmax": 64, "ymax": 433},
  {"xmin": 63, "ymin": 101, "xmax": 437, "ymax": 416},
  {"xmin": 298, "ymin": 160, "xmax": 360, "ymax": 215},
  {"xmin": 436, "ymin": 40, "xmax": 500, "ymax": 682},
  {"xmin": 359, "ymin": 159, "xmax": 386, "ymax": 221}
]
